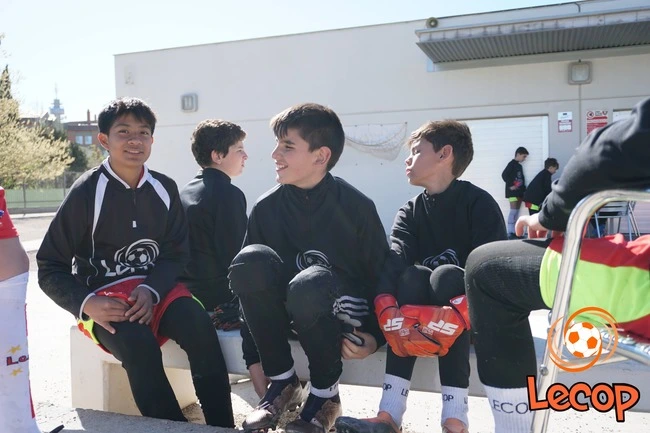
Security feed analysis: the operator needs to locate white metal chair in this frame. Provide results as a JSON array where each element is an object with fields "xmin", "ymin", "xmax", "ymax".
[
  {"xmin": 532, "ymin": 188, "xmax": 650, "ymax": 433},
  {"xmin": 593, "ymin": 200, "xmax": 640, "ymax": 239}
]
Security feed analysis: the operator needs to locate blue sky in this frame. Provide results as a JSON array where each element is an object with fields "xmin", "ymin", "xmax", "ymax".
[{"xmin": 1, "ymin": 0, "xmax": 561, "ymax": 121}]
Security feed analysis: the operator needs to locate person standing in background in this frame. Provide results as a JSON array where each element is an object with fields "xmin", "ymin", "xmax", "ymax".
[
  {"xmin": 501, "ymin": 147, "xmax": 529, "ymax": 239},
  {"xmin": 523, "ymin": 157, "xmax": 559, "ymax": 238}
]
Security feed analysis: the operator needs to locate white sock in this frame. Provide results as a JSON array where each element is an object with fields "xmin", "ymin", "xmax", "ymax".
[
  {"xmin": 269, "ymin": 368, "xmax": 296, "ymax": 381},
  {"xmin": 310, "ymin": 381, "xmax": 339, "ymax": 398},
  {"xmin": 484, "ymin": 385, "xmax": 533, "ymax": 433},
  {"xmin": 378, "ymin": 374, "xmax": 410, "ymax": 427},
  {"xmin": 0, "ymin": 273, "xmax": 41, "ymax": 433},
  {"xmin": 441, "ymin": 386, "xmax": 469, "ymax": 427}
]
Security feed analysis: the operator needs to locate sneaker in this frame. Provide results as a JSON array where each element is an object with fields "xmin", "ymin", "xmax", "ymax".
[
  {"xmin": 242, "ymin": 374, "xmax": 303, "ymax": 432},
  {"xmin": 285, "ymin": 393, "xmax": 342, "ymax": 433},
  {"xmin": 442, "ymin": 418, "xmax": 469, "ymax": 433},
  {"xmin": 335, "ymin": 411, "xmax": 401, "ymax": 433}
]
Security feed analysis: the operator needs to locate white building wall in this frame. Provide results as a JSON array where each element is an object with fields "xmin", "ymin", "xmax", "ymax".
[{"xmin": 115, "ymin": 16, "xmax": 650, "ymax": 233}]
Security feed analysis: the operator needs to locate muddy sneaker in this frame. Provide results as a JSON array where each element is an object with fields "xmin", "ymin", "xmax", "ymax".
[
  {"xmin": 242, "ymin": 374, "xmax": 303, "ymax": 432},
  {"xmin": 335, "ymin": 411, "xmax": 401, "ymax": 433},
  {"xmin": 285, "ymin": 393, "xmax": 342, "ymax": 433}
]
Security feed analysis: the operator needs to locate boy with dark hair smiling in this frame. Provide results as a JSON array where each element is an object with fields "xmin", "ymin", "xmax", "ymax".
[
  {"xmin": 336, "ymin": 120, "xmax": 506, "ymax": 433},
  {"xmin": 36, "ymin": 97, "xmax": 234, "ymax": 427},
  {"xmin": 229, "ymin": 102, "xmax": 389, "ymax": 433}
]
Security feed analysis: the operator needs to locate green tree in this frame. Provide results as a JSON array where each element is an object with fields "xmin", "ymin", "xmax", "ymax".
[
  {"xmin": 67, "ymin": 141, "xmax": 89, "ymax": 172},
  {"xmin": 0, "ymin": 65, "xmax": 72, "ymax": 187},
  {"xmin": 38, "ymin": 125, "xmax": 88, "ymax": 172},
  {"xmin": 0, "ymin": 65, "xmax": 12, "ymax": 100}
]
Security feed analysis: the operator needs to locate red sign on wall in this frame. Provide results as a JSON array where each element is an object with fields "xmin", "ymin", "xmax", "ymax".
[{"xmin": 586, "ymin": 110, "xmax": 608, "ymax": 135}]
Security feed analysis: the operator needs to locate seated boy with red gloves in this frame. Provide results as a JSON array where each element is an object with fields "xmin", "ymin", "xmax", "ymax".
[{"xmin": 336, "ymin": 120, "xmax": 507, "ymax": 433}]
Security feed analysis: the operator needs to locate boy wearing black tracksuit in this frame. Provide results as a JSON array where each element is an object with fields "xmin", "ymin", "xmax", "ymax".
[
  {"xmin": 336, "ymin": 120, "xmax": 507, "ymax": 433},
  {"xmin": 501, "ymin": 147, "xmax": 529, "ymax": 238},
  {"xmin": 229, "ymin": 103, "xmax": 389, "ymax": 433},
  {"xmin": 466, "ymin": 96, "xmax": 650, "ymax": 433},
  {"xmin": 178, "ymin": 120, "xmax": 268, "ymax": 398},
  {"xmin": 36, "ymin": 98, "xmax": 234, "ymax": 427},
  {"xmin": 523, "ymin": 158, "xmax": 559, "ymax": 216}
]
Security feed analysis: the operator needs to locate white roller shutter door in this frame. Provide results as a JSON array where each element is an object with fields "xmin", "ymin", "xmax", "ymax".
[{"xmin": 460, "ymin": 116, "xmax": 549, "ymax": 227}]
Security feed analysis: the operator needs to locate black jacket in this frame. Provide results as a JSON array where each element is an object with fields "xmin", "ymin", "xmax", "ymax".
[
  {"xmin": 245, "ymin": 173, "xmax": 389, "ymax": 343},
  {"xmin": 501, "ymin": 159, "xmax": 526, "ymax": 198},
  {"xmin": 378, "ymin": 180, "xmax": 507, "ymax": 297},
  {"xmin": 539, "ymin": 97, "xmax": 650, "ymax": 231},
  {"xmin": 37, "ymin": 160, "xmax": 189, "ymax": 318},
  {"xmin": 523, "ymin": 169, "xmax": 553, "ymax": 206},
  {"xmin": 179, "ymin": 168, "xmax": 247, "ymax": 310}
]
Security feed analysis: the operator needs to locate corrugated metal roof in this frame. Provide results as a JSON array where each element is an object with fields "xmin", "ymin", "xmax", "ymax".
[{"xmin": 416, "ymin": 8, "xmax": 650, "ymax": 63}]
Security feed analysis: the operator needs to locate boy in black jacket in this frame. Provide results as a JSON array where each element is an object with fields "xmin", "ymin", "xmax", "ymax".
[
  {"xmin": 36, "ymin": 98, "xmax": 234, "ymax": 427},
  {"xmin": 229, "ymin": 103, "xmax": 389, "ymax": 433},
  {"xmin": 501, "ymin": 147, "xmax": 529, "ymax": 238},
  {"xmin": 523, "ymin": 158, "xmax": 558, "ymax": 237},
  {"xmin": 523, "ymin": 158, "xmax": 559, "ymax": 216},
  {"xmin": 179, "ymin": 119, "xmax": 268, "ymax": 398},
  {"xmin": 465, "ymin": 97, "xmax": 650, "ymax": 433},
  {"xmin": 180, "ymin": 119, "xmax": 248, "ymax": 313},
  {"xmin": 336, "ymin": 121, "xmax": 507, "ymax": 433}
]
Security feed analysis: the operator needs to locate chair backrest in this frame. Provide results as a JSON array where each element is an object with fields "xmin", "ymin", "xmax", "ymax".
[
  {"xmin": 596, "ymin": 201, "xmax": 630, "ymax": 215},
  {"xmin": 532, "ymin": 188, "xmax": 650, "ymax": 433}
]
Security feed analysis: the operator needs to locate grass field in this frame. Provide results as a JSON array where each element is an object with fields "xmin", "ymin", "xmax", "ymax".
[{"xmin": 4, "ymin": 187, "xmax": 66, "ymax": 209}]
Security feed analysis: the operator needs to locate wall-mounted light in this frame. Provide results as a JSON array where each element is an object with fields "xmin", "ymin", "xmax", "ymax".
[{"xmin": 568, "ymin": 61, "xmax": 592, "ymax": 85}]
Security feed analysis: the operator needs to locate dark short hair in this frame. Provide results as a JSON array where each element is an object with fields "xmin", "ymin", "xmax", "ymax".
[
  {"xmin": 515, "ymin": 146, "xmax": 529, "ymax": 156},
  {"xmin": 544, "ymin": 157, "xmax": 559, "ymax": 170},
  {"xmin": 270, "ymin": 103, "xmax": 345, "ymax": 171},
  {"xmin": 407, "ymin": 120, "xmax": 474, "ymax": 177},
  {"xmin": 191, "ymin": 119, "xmax": 246, "ymax": 168},
  {"xmin": 98, "ymin": 97, "xmax": 156, "ymax": 135}
]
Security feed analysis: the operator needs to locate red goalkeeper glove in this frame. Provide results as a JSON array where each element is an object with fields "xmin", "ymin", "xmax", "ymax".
[
  {"xmin": 374, "ymin": 294, "xmax": 418, "ymax": 357},
  {"xmin": 399, "ymin": 295, "xmax": 470, "ymax": 357}
]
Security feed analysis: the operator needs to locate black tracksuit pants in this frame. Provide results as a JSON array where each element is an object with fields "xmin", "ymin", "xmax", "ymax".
[
  {"xmin": 465, "ymin": 239, "xmax": 550, "ymax": 388},
  {"xmin": 94, "ymin": 297, "xmax": 234, "ymax": 427},
  {"xmin": 387, "ymin": 264, "xmax": 470, "ymax": 388},
  {"xmin": 229, "ymin": 244, "xmax": 362, "ymax": 390}
]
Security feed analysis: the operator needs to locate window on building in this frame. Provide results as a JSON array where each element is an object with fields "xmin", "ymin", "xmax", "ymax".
[
  {"xmin": 85, "ymin": 135, "xmax": 93, "ymax": 145},
  {"xmin": 75, "ymin": 135, "xmax": 84, "ymax": 145}
]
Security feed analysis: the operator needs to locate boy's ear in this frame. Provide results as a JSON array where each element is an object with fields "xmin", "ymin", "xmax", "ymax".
[
  {"xmin": 440, "ymin": 144, "xmax": 453, "ymax": 160},
  {"xmin": 98, "ymin": 133, "xmax": 109, "ymax": 151},
  {"xmin": 315, "ymin": 146, "xmax": 332, "ymax": 166},
  {"xmin": 211, "ymin": 150, "xmax": 222, "ymax": 164}
]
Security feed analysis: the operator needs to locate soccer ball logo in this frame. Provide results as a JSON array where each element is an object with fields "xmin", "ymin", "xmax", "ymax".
[
  {"xmin": 115, "ymin": 239, "xmax": 159, "ymax": 269},
  {"xmin": 296, "ymin": 250, "xmax": 331, "ymax": 270},
  {"xmin": 564, "ymin": 321, "xmax": 602, "ymax": 358}
]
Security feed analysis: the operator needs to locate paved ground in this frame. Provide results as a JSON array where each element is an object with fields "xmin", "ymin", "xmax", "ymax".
[{"xmin": 12, "ymin": 215, "xmax": 650, "ymax": 432}]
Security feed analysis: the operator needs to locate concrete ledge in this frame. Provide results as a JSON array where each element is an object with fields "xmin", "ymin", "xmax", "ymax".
[{"xmin": 70, "ymin": 315, "xmax": 650, "ymax": 416}]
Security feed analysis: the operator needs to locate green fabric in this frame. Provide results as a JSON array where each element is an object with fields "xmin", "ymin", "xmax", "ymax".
[
  {"xmin": 508, "ymin": 197, "xmax": 519, "ymax": 202},
  {"xmin": 540, "ymin": 247, "xmax": 650, "ymax": 323}
]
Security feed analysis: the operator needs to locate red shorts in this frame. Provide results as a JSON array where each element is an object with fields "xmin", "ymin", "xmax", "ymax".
[{"xmin": 77, "ymin": 277, "xmax": 194, "ymax": 352}]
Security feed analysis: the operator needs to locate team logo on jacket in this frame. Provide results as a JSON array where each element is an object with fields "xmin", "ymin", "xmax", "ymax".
[
  {"xmin": 296, "ymin": 250, "xmax": 331, "ymax": 270},
  {"xmin": 422, "ymin": 249, "xmax": 459, "ymax": 269},
  {"xmin": 101, "ymin": 239, "xmax": 159, "ymax": 277}
]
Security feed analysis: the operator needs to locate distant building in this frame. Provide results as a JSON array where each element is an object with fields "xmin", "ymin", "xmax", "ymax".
[{"xmin": 64, "ymin": 110, "xmax": 100, "ymax": 147}]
